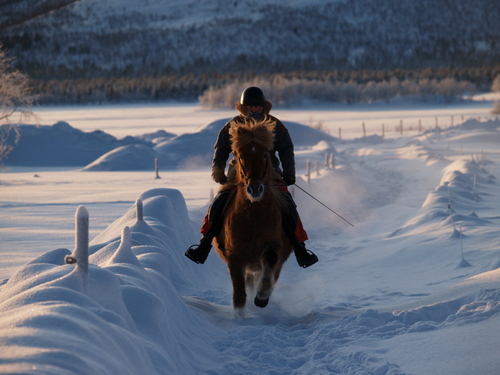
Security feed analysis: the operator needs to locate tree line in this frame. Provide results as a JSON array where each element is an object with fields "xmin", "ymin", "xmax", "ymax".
[
  {"xmin": 28, "ymin": 65, "xmax": 499, "ymax": 106},
  {"xmin": 200, "ymin": 77, "xmax": 478, "ymax": 108}
]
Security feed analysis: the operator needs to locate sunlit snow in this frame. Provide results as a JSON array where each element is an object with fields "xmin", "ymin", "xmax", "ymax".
[{"xmin": 1, "ymin": 100, "xmax": 499, "ymax": 374}]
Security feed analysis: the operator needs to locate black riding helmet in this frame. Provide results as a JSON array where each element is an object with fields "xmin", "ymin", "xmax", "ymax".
[{"xmin": 240, "ymin": 86, "xmax": 266, "ymax": 106}]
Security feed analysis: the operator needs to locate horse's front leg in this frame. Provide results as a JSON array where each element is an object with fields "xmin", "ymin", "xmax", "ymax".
[
  {"xmin": 228, "ymin": 254, "xmax": 247, "ymax": 311},
  {"xmin": 254, "ymin": 243, "xmax": 279, "ymax": 308}
]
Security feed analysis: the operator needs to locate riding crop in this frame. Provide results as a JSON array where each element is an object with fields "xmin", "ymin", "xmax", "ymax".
[{"xmin": 293, "ymin": 183, "xmax": 355, "ymax": 227}]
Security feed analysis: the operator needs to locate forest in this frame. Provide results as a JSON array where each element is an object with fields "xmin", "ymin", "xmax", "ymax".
[{"xmin": 29, "ymin": 65, "xmax": 499, "ymax": 106}]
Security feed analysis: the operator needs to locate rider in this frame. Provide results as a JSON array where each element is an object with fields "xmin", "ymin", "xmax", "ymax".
[{"xmin": 185, "ymin": 86, "xmax": 318, "ymax": 268}]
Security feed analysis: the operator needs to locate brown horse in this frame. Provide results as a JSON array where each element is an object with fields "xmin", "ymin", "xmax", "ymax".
[{"xmin": 213, "ymin": 118, "xmax": 293, "ymax": 313}]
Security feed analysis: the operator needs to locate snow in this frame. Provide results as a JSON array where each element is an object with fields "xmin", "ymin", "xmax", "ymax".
[{"xmin": 1, "ymin": 100, "xmax": 500, "ymax": 374}]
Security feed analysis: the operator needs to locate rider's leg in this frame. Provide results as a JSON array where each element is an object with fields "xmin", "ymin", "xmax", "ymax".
[
  {"xmin": 282, "ymin": 191, "xmax": 319, "ymax": 268},
  {"xmin": 185, "ymin": 190, "xmax": 230, "ymax": 264}
]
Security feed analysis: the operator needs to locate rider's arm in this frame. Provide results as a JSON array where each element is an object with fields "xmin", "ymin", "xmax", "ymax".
[
  {"xmin": 211, "ymin": 123, "xmax": 232, "ymax": 183},
  {"xmin": 274, "ymin": 120, "xmax": 296, "ymax": 183}
]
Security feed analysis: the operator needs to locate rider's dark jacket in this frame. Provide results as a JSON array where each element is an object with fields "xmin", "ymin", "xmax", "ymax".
[{"xmin": 211, "ymin": 100, "xmax": 295, "ymax": 182}]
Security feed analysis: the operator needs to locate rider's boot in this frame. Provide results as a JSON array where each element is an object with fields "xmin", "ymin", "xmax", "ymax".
[
  {"xmin": 290, "ymin": 236, "xmax": 318, "ymax": 268},
  {"xmin": 185, "ymin": 234, "xmax": 214, "ymax": 264}
]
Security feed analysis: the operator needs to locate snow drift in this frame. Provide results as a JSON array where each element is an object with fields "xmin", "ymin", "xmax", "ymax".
[
  {"xmin": 2, "ymin": 154, "xmax": 500, "ymax": 373},
  {"xmin": 83, "ymin": 119, "xmax": 339, "ymax": 171},
  {"xmin": 2, "ymin": 122, "xmax": 175, "ymax": 167},
  {"xmin": 0, "ymin": 188, "xmax": 221, "ymax": 374},
  {"xmin": 1, "ymin": 108, "xmax": 500, "ymax": 374}
]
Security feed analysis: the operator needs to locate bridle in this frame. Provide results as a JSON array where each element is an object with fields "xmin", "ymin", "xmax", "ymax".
[{"xmin": 235, "ymin": 147, "xmax": 271, "ymax": 188}]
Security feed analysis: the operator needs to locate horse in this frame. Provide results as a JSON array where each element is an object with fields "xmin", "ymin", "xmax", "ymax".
[{"xmin": 213, "ymin": 117, "xmax": 293, "ymax": 313}]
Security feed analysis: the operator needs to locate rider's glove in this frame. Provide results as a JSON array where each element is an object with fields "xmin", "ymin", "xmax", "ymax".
[
  {"xmin": 283, "ymin": 174, "xmax": 296, "ymax": 186},
  {"xmin": 212, "ymin": 166, "xmax": 228, "ymax": 184}
]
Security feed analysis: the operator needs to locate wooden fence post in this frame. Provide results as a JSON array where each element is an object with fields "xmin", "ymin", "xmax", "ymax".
[
  {"xmin": 64, "ymin": 205, "xmax": 89, "ymax": 294},
  {"xmin": 155, "ymin": 158, "xmax": 161, "ymax": 179},
  {"xmin": 306, "ymin": 160, "xmax": 311, "ymax": 187}
]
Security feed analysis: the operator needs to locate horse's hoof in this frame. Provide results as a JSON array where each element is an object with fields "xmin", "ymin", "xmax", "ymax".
[
  {"xmin": 254, "ymin": 296, "xmax": 269, "ymax": 308},
  {"xmin": 234, "ymin": 308, "xmax": 246, "ymax": 319}
]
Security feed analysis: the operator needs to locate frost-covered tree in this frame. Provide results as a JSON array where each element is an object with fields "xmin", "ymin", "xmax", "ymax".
[{"xmin": 0, "ymin": 43, "xmax": 36, "ymax": 167}]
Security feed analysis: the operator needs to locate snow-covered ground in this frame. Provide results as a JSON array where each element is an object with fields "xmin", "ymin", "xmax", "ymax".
[{"xmin": 1, "ymin": 100, "xmax": 499, "ymax": 374}]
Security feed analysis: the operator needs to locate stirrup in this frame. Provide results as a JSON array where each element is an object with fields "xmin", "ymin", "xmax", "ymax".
[
  {"xmin": 296, "ymin": 249, "xmax": 318, "ymax": 268},
  {"xmin": 185, "ymin": 243, "xmax": 211, "ymax": 264}
]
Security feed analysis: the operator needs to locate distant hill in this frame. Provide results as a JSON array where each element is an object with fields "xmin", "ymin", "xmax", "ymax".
[
  {"xmin": 83, "ymin": 118, "xmax": 338, "ymax": 171},
  {"xmin": 0, "ymin": 0, "xmax": 78, "ymax": 29},
  {"xmin": 1, "ymin": 122, "xmax": 175, "ymax": 167},
  {"xmin": 1, "ymin": 118, "xmax": 337, "ymax": 170},
  {"xmin": 1, "ymin": 0, "xmax": 499, "ymax": 79}
]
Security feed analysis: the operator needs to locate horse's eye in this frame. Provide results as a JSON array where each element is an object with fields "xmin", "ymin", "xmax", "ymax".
[{"xmin": 263, "ymin": 154, "xmax": 267, "ymax": 159}]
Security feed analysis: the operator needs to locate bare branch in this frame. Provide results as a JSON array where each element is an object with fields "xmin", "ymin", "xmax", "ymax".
[{"xmin": 0, "ymin": 42, "xmax": 37, "ymax": 167}]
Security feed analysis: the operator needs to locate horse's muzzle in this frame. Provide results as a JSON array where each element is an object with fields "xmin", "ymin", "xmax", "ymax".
[{"xmin": 246, "ymin": 183, "xmax": 265, "ymax": 201}]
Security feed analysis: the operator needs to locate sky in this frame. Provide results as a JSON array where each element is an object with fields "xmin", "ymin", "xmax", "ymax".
[{"xmin": 0, "ymin": 100, "xmax": 499, "ymax": 374}]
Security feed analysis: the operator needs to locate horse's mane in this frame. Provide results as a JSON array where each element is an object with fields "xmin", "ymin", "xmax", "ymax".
[
  {"xmin": 227, "ymin": 117, "xmax": 288, "ymax": 211},
  {"xmin": 228, "ymin": 117, "xmax": 275, "ymax": 153}
]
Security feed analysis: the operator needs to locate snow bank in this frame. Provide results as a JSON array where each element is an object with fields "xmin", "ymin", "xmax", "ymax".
[
  {"xmin": 0, "ymin": 188, "xmax": 220, "ymax": 375},
  {"xmin": 2, "ymin": 110, "xmax": 500, "ymax": 374},
  {"xmin": 388, "ymin": 138, "xmax": 496, "ymax": 242},
  {"xmin": 83, "ymin": 119, "xmax": 338, "ymax": 171},
  {"xmin": 2, "ymin": 122, "xmax": 175, "ymax": 167},
  {"xmin": 2, "ymin": 175, "xmax": 499, "ymax": 374},
  {"xmin": 459, "ymin": 118, "xmax": 500, "ymax": 131}
]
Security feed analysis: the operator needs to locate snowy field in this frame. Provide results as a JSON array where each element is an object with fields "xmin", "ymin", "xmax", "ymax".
[{"xmin": 1, "ymin": 100, "xmax": 499, "ymax": 374}]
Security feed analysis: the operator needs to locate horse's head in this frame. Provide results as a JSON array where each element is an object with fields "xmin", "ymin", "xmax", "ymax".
[{"xmin": 229, "ymin": 118, "xmax": 275, "ymax": 202}]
